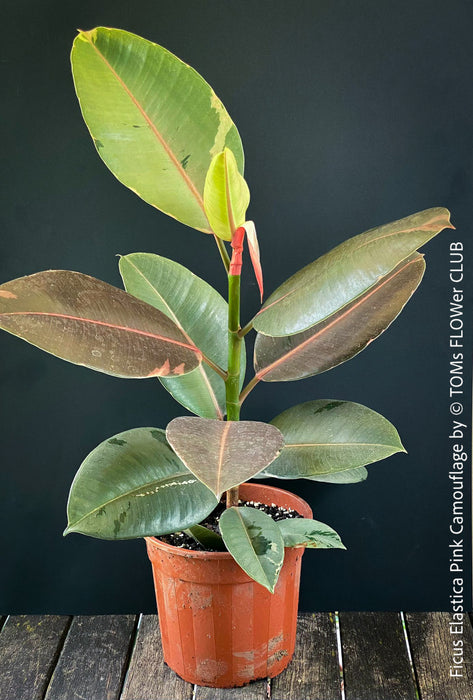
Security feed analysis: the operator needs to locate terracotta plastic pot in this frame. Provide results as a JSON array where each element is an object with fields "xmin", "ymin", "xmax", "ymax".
[{"xmin": 145, "ymin": 482, "xmax": 312, "ymax": 688}]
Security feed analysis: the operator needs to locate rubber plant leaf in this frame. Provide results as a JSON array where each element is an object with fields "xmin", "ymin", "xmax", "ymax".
[
  {"xmin": 64, "ymin": 428, "xmax": 218, "ymax": 539},
  {"xmin": 119, "ymin": 253, "xmax": 245, "ymax": 419},
  {"xmin": 253, "ymin": 207, "xmax": 453, "ymax": 336},
  {"xmin": 308, "ymin": 467, "xmax": 368, "ymax": 484},
  {"xmin": 259, "ymin": 400, "xmax": 404, "ymax": 480},
  {"xmin": 219, "ymin": 506, "xmax": 285, "ymax": 592},
  {"xmin": 278, "ymin": 518, "xmax": 346, "ymax": 549},
  {"xmin": 254, "ymin": 252, "xmax": 425, "ymax": 382},
  {"xmin": 203, "ymin": 147, "xmax": 250, "ymax": 241},
  {"xmin": 185, "ymin": 524, "xmax": 226, "ymax": 551},
  {"xmin": 0, "ymin": 271, "xmax": 202, "ymax": 378},
  {"xmin": 252, "ymin": 464, "xmax": 368, "ymax": 484},
  {"xmin": 166, "ymin": 417, "xmax": 284, "ymax": 499},
  {"xmin": 71, "ymin": 27, "xmax": 244, "ymax": 232}
]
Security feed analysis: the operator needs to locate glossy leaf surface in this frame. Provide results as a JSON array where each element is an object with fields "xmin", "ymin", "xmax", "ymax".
[
  {"xmin": 119, "ymin": 253, "xmax": 245, "ymax": 418},
  {"xmin": 166, "ymin": 417, "xmax": 284, "ymax": 498},
  {"xmin": 0, "ymin": 271, "xmax": 201, "ymax": 378},
  {"xmin": 254, "ymin": 253, "xmax": 425, "ymax": 382},
  {"xmin": 203, "ymin": 148, "xmax": 250, "ymax": 241},
  {"xmin": 219, "ymin": 506, "xmax": 284, "ymax": 592},
  {"xmin": 278, "ymin": 518, "xmax": 346, "ymax": 549},
  {"xmin": 71, "ymin": 27, "xmax": 244, "ymax": 232},
  {"xmin": 308, "ymin": 467, "xmax": 368, "ymax": 484},
  {"xmin": 261, "ymin": 400, "xmax": 405, "ymax": 479},
  {"xmin": 254, "ymin": 207, "xmax": 453, "ymax": 336},
  {"xmin": 65, "ymin": 428, "xmax": 218, "ymax": 539}
]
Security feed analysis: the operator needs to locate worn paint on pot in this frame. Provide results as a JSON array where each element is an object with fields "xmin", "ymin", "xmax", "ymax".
[{"xmin": 145, "ymin": 483, "xmax": 312, "ymax": 688}]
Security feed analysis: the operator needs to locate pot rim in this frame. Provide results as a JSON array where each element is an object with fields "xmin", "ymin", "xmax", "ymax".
[{"xmin": 145, "ymin": 481, "xmax": 312, "ymax": 560}]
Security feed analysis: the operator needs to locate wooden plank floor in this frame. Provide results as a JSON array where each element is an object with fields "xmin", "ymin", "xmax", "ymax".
[{"xmin": 0, "ymin": 613, "xmax": 472, "ymax": 699}]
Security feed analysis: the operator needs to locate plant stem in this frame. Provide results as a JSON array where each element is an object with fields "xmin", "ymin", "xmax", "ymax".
[
  {"xmin": 237, "ymin": 319, "xmax": 253, "ymax": 338},
  {"xmin": 200, "ymin": 353, "xmax": 227, "ymax": 380},
  {"xmin": 214, "ymin": 235, "xmax": 230, "ymax": 272},
  {"xmin": 225, "ymin": 273, "xmax": 242, "ymax": 508},
  {"xmin": 239, "ymin": 374, "xmax": 261, "ymax": 406}
]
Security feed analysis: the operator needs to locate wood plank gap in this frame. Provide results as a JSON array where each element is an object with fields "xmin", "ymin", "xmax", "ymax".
[
  {"xmin": 0, "ymin": 615, "xmax": 72, "ymax": 700},
  {"xmin": 41, "ymin": 616, "xmax": 74, "ymax": 700},
  {"xmin": 116, "ymin": 614, "xmax": 141, "ymax": 699},
  {"xmin": 399, "ymin": 612, "xmax": 421, "ymax": 700},
  {"xmin": 340, "ymin": 612, "xmax": 418, "ymax": 700},
  {"xmin": 405, "ymin": 612, "xmax": 473, "ymax": 700},
  {"xmin": 334, "ymin": 611, "xmax": 346, "ymax": 700},
  {"xmin": 270, "ymin": 613, "xmax": 341, "ymax": 700},
  {"xmin": 120, "ymin": 614, "xmax": 194, "ymax": 699},
  {"xmin": 44, "ymin": 615, "xmax": 137, "ymax": 700}
]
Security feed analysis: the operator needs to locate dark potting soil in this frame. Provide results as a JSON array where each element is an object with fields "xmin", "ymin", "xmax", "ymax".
[{"xmin": 158, "ymin": 498, "xmax": 303, "ymax": 552}]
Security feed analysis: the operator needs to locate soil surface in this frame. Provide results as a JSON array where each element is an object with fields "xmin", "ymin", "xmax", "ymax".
[{"xmin": 158, "ymin": 498, "xmax": 303, "ymax": 551}]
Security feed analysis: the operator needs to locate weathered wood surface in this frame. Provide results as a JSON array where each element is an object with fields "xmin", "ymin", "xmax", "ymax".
[
  {"xmin": 195, "ymin": 678, "xmax": 268, "ymax": 699},
  {"xmin": 405, "ymin": 611, "xmax": 473, "ymax": 700},
  {"xmin": 271, "ymin": 612, "xmax": 341, "ymax": 700},
  {"xmin": 340, "ymin": 612, "xmax": 417, "ymax": 700},
  {"xmin": 0, "ymin": 615, "xmax": 70, "ymax": 700},
  {"xmin": 1, "ymin": 612, "xmax": 473, "ymax": 699},
  {"xmin": 120, "ymin": 615, "xmax": 193, "ymax": 700},
  {"xmin": 44, "ymin": 615, "xmax": 137, "ymax": 700}
]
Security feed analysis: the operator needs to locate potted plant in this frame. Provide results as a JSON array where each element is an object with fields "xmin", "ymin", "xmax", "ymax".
[{"xmin": 0, "ymin": 27, "xmax": 453, "ymax": 688}]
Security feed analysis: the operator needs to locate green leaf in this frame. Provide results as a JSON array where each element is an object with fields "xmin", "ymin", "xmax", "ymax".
[
  {"xmin": 278, "ymin": 518, "xmax": 346, "ymax": 549},
  {"xmin": 254, "ymin": 208, "xmax": 453, "ymax": 336},
  {"xmin": 203, "ymin": 148, "xmax": 250, "ymax": 241},
  {"xmin": 71, "ymin": 27, "xmax": 244, "ymax": 232},
  {"xmin": 119, "ymin": 253, "xmax": 245, "ymax": 419},
  {"xmin": 166, "ymin": 418, "xmax": 285, "ymax": 499},
  {"xmin": 185, "ymin": 524, "xmax": 226, "ymax": 551},
  {"xmin": 307, "ymin": 467, "xmax": 368, "ymax": 484},
  {"xmin": 261, "ymin": 400, "xmax": 405, "ymax": 479},
  {"xmin": 65, "ymin": 428, "xmax": 218, "ymax": 539},
  {"xmin": 219, "ymin": 507, "xmax": 285, "ymax": 592},
  {"xmin": 0, "ymin": 271, "xmax": 201, "ymax": 379},
  {"xmin": 254, "ymin": 253, "xmax": 425, "ymax": 381}
]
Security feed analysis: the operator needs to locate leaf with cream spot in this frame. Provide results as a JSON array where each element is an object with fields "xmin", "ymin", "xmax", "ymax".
[
  {"xmin": 219, "ymin": 507, "xmax": 285, "ymax": 592},
  {"xmin": 278, "ymin": 518, "xmax": 346, "ymax": 549},
  {"xmin": 65, "ymin": 427, "xmax": 217, "ymax": 539}
]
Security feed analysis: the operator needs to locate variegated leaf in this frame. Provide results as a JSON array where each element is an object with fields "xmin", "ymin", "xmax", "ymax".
[
  {"xmin": 166, "ymin": 417, "xmax": 284, "ymax": 498},
  {"xmin": 254, "ymin": 207, "xmax": 453, "ymax": 336},
  {"xmin": 254, "ymin": 253, "xmax": 425, "ymax": 382},
  {"xmin": 0, "ymin": 271, "xmax": 201, "ymax": 378}
]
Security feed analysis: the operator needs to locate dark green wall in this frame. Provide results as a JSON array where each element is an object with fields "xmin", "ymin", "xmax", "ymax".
[{"xmin": 1, "ymin": 0, "xmax": 471, "ymax": 612}]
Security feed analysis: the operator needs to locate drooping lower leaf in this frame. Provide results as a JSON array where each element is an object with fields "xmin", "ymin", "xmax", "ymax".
[
  {"xmin": 65, "ymin": 428, "xmax": 217, "ymax": 539},
  {"xmin": 307, "ymin": 467, "xmax": 368, "ymax": 484},
  {"xmin": 185, "ymin": 524, "xmax": 226, "ymax": 551},
  {"xmin": 166, "ymin": 417, "xmax": 284, "ymax": 499},
  {"xmin": 253, "ymin": 207, "xmax": 453, "ymax": 336},
  {"xmin": 0, "ymin": 271, "xmax": 202, "ymax": 378},
  {"xmin": 71, "ymin": 27, "xmax": 244, "ymax": 233},
  {"xmin": 119, "ymin": 253, "xmax": 245, "ymax": 418},
  {"xmin": 261, "ymin": 400, "xmax": 405, "ymax": 480},
  {"xmin": 278, "ymin": 518, "xmax": 346, "ymax": 549},
  {"xmin": 254, "ymin": 253, "xmax": 425, "ymax": 382},
  {"xmin": 219, "ymin": 506, "xmax": 285, "ymax": 592}
]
